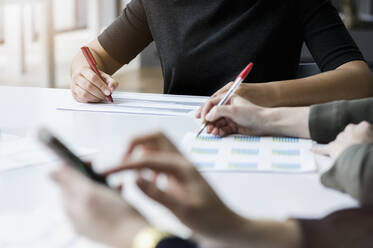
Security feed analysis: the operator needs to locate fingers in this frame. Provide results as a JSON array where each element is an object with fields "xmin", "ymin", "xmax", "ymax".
[
  {"xmin": 206, "ymin": 118, "xmax": 226, "ymax": 133},
  {"xmin": 72, "ymin": 90, "xmax": 88, "ymax": 103},
  {"xmin": 71, "ymin": 67, "xmax": 118, "ymax": 103},
  {"xmin": 136, "ymin": 177, "xmax": 176, "ymax": 209},
  {"xmin": 75, "ymin": 75, "xmax": 106, "ymax": 101},
  {"xmin": 124, "ymin": 131, "xmax": 180, "ymax": 159},
  {"xmin": 356, "ymin": 121, "xmax": 373, "ymax": 133},
  {"xmin": 101, "ymin": 73, "xmax": 119, "ymax": 91},
  {"xmin": 360, "ymin": 121, "xmax": 373, "ymax": 129},
  {"xmin": 116, "ymin": 184, "xmax": 124, "ymax": 192},
  {"xmin": 200, "ymin": 96, "xmax": 224, "ymax": 122},
  {"xmin": 311, "ymin": 144, "xmax": 332, "ymax": 157},
  {"xmin": 205, "ymin": 105, "xmax": 234, "ymax": 122},
  {"xmin": 80, "ymin": 68, "xmax": 112, "ymax": 97},
  {"xmin": 206, "ymin": 115, "xmax": 239, "ymax": 137},
  {"xmin": 219, "ymin": 123, "xmax": 236, "ymax": 137},
  {"xmin": 196, "ymin": 82, "xmax": 233, "ymax": 119},
  {"xmin": 211, "ymin": 123, "xmax": 235, "ymax": 137},
  {"xmin": 50, "ymin": 165, "xmax": 89, "ymax": 198},
  {"xmin": 344, "ymin": 123, "xmax": 354, "ymax": 132},
  {"xmin": 206, "ymin": 123, "xmax": 215, "ymax": 133},
  {"xmin": 104, "ymin": 153, "xmax": 187, "ymax": 179},
  {"xmin": 226, "ymin": 118, "xmax": 239, "ymax": 133},
  {"xmin": 195, "ymin": 107, "xmax": 202, "ymax": 118},
  {"xmin": 73, "ymin": 84, "xmax": 102, "ymax": 103},
  {"xmin": 210, "ymin": 121, "xmax": 227, "ymax": 136},
  {"xmin": 124, "ymin": 131, "xmax": 165, "ymax": 156}
]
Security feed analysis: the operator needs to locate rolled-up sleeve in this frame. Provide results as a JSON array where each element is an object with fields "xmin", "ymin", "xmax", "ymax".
[
  {"xmin": 309, "ymin": 98, "xmax": 373, "ymax": 143},
  {"xmin": 321, "ymin": 143, "xmax": 373, "ymax": 207}
]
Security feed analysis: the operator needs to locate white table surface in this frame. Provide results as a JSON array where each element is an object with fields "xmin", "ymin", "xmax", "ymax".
[{"xmin": 0, "ymin": 86, "xmax": 358, "ymax": 238}]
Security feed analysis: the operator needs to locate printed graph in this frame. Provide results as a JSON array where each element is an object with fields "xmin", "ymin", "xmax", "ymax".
[
  {"xmin": 228, "ymin": 162, "xmax": 258, "ymax": 169},
  {"xmin": 196, "ymin": 135, "xmax": 223, "ymax": 142},
  {"xmin": 272, "ymin": 137, "xmax": 299, "ymax": 143},
  {"xmin": 195, "ymin": 162, "xmax": 215, "ymax": 169},
  {"xmin": 182, "ymin": 132, "xmax": 316, "ymax": 173},
  {"xmin": 231, "ymin": 148, "xmax": 259, "ymax": 155},
  {"xmin": 272, "ymin": 149, "xmax": 300, "ymax": 156},
  {"xmin": 272, "ymin": 163, "xmax": 301, "ymax": 170},
  {"xmin": 233, "ymin": 136, "xmax": 261, "ymax": 142},
  {"xmin": 191, "ymin": 147, "xmax": 219, "ymax": 155}
]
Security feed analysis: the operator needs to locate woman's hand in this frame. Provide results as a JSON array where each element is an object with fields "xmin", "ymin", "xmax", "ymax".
[
  {"xmin": 200, "ymin": 95, "xmax": 269, "ymax": 137},
  {"xmin": 105, "ymin": 132, "xmax": 246, "ymax": 243},
  {"xmin": 123, "ymin": 131, "xmax": 182, "ymax": 157},
  {"xmin": 196, "ymin": 82, "xmax": 273, "ymax": 121},
  {"xmin": 313, "ymin": 121, "xmax": 373, "ymax": 159},
  {"xmin": 195, "ymin": 94, "xmax": 311, "ymax": 138},
  {"xmin": 50, "ymin": 165, "xmax": 146, "ymax": 248},
  {"xmin": 71, "ymin": 66, "xmax": 118, "ymax": 103}
]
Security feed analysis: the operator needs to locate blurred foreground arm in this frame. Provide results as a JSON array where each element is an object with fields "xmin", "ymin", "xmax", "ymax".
[{"xmin": 106, "ymin": 132, "xmax": 302, "ymax": 248}]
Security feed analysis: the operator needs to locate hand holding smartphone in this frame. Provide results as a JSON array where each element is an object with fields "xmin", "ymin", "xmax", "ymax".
[{"xmin": 38, "ymin": 128, "xmax": 108, "ymax": 186}]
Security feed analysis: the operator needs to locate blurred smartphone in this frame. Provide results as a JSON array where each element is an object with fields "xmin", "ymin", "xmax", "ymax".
[{"xmin": 38, "ymin": 128, "xmax": 108, "ymax": 186}]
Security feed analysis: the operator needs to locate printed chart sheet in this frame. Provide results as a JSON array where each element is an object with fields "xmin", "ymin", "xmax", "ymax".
[{"xmin": 182, "ymin": 133, "xmax": 317, "ymax": 173}]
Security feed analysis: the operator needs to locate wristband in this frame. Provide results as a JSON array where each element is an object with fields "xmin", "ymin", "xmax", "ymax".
[{"xmin": 132, "ymin": 226, "xmax": 171, "ymax": 248}]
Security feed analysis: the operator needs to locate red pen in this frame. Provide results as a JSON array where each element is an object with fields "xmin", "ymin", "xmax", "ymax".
[
  {"xmin": 81, "ymin": 46, "xmax": 114, "ymax": 103},
  {"xmin": 196, "ymin": 62, "xmax": 254, "ymax": 137}
]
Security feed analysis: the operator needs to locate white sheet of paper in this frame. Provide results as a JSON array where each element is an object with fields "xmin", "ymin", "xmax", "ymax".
[
  {"xmin": 58, "ymin": 92, "xmax": 208, "ymax": 116},
  {"xmin": 181, "ymin": 133, "xmax": 317, "ymax": 173},
  {"xmin": 0, "ymin": 206, "xmax": 107, "ymax": 248},
  {"xmin": 0, "ymin": 134, "xmax": 96, "ymax": 173}
]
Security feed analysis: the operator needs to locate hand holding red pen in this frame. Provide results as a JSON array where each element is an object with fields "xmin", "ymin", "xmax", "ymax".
[
  {"xmin": 71, "ymin": 46, "xmax": 118, "ymax": 103},
  {"xmin": 81, "ymin": 47, "xmax": 114, "ymax": 103}
]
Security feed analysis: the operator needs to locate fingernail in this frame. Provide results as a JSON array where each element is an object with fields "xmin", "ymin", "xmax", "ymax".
[
  {"xmin": 108, "ymin": 83, "xmax": 115, "ymax": 90},
  {"xmin": 104, "ymin": 89, "xmax": 111, "ymax": 96}
]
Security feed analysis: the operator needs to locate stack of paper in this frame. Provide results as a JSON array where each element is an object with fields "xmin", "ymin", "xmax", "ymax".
[
  {"xmin": 182, "ymin": 133, "xmax": 317, "ymax": 173},
  {"xmin": 58, "ymin": 92, "xmax": 208, "ymax": 116},
  {"xmin": 0, "ymin": 206, "xmax": 107, "ymax": 248},
  {"xmin": 0, "ymin": 134, "xmax": 96, "ymax": 173}
]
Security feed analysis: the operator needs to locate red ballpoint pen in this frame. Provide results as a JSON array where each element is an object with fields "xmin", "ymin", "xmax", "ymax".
[
  {"xmin": 196, "ymin": 62, "xmax": 254, "ymax": 137},
  {"xmin": 81, "ymin": 46, "xmax": 114, "ymax": 103}
]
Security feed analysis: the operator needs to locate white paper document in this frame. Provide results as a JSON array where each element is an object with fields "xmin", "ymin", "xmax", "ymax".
[
  {"xmin": 0, "ymin": 134, "xmax": 96, "ymax": 173},
  {"xmin": 182, "ymin": 133, "xmax": 317, "ymax": 173},
  {"xmin": 0, "ymin": 206, "xmax": 107, "ymax": 248},
  {"xmin": 58, "ymin": 92, "xmax": 208, "ymax": 116}
]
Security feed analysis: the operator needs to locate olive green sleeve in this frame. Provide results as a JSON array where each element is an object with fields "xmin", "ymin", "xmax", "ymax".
[
  {"xmin": 309, "ymin": 98, "xmax": 373, "ymax": 144},
  {"xmin": 321, "ymin": 143, "xmax": 373, "ymax": 207}
]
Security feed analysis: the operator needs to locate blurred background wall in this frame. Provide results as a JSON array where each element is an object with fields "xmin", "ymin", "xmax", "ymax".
[{"xmin": 0, "ymin": 0, "xmax": 372, "ymax": 94}]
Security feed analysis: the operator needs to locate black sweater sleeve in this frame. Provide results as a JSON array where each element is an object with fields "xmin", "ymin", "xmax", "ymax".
[
  {"xmin": 98, "ymin": 0, "xmax": 153, "ymax": 65},
  {"xmin": 309, "ymin": 98, "xmax": 373, "ymax": 144},
  {"xmin": 301, "ymin": 0, "xmax": 364, "ymax": 71}
]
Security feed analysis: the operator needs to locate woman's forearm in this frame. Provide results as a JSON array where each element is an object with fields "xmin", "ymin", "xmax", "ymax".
[
  {"xmin": 259, "ymin": 106, "xmax": 311, "ymax": 139},
  {"xmin": 70, "ymin": 47, "xmax": 106, "ymax": 77},
  {"xmin": 71, "ymin": 39, "xmax": 123, "ymax": 77},
  {"xmin": 239, "ymin": 61, "xmax": 373, "ymax": 107}
]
